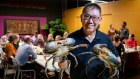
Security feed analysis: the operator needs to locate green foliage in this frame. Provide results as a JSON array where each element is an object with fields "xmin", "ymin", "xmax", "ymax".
[
  {"xmin": 41, "ymin": 18, "xmax": 68, "ymax": 34},
  {"xmin": 41, "ymin": 24, "xmax": 48, "ymax": 30}
]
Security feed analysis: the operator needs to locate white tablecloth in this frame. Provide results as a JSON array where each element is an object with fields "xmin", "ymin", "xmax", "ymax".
[
  {"xmin": 35, "ymin": 55, "xmax": 60, "ymax": 71},
  {"xmin": 124, "ymin": 45, "xmax": 140, "ymax": 53}
]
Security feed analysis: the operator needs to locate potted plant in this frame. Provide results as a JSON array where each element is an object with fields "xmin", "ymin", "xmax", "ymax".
[{"xmin": 41, "ymin": 18, "xmax": 68, "ymax": 37}]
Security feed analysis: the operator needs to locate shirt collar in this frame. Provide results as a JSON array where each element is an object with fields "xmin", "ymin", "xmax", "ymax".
[{"xmin": 78, "ymin": 27, "xmax": 101, "ymax": 40}]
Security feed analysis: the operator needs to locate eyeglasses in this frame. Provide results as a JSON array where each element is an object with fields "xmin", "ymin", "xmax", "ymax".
[{"xmin": 83, "ymin": 14, "xmax": 100, "ymax": 21}]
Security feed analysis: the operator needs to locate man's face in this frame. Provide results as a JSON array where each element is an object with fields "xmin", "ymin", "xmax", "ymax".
[{"xmin": 81, "ymin": 8, "xmax": 101, "ymax": 35}]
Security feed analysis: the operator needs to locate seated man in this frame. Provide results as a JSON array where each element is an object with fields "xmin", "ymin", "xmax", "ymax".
[
  {"xmin": 15, "ymin": 35, "xmax": 37, "ymax": 69},
  {"xmin": 0, "ymin": 31, "xmax": 11, "ymax": 52}
]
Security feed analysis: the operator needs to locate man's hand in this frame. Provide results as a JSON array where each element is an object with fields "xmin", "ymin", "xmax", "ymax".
[
  {"xmin": 55, "ymin": 56, "xmax": 68, "ymax": 70},
  {"xmin": 58, "ymin": 60, "xmax": 68, "ymax": 70}
]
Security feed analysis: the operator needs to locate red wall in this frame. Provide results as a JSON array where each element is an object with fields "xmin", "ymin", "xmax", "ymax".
[{"xmin": 0, "ymin": 16, "xmax": 47, "ymax": 37}]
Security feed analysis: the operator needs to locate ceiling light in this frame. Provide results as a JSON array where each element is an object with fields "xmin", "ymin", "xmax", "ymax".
[{"xmin": 91, "ymin": 0, "xmax": 108, "ymax": 3}]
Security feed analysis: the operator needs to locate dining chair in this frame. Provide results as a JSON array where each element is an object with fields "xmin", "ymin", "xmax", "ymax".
[{"xmin": 10, "ymin": 56, "xmax": 36, "ymax": 79}]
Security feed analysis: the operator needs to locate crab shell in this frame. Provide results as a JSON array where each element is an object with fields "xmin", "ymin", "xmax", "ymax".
[
  {"xmin": 63, "ymin": 38, "xmax": 76, "ymax": 46},
  {"xmin": 43, "ymin": 41, "xmax": 59, "ymax": 54},
  {"xmin": 93, "ymin": 44, "xmax": 121, "ymax": 67},
  {"xmin": 43, "ymin": 38, "xmax": 76, "ymax": 54}
]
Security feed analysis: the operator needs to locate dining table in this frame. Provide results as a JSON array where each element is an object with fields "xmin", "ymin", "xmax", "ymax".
[
  {"xmin": 35, "ymin": 54, "xmax": 60, "ymax": 71},
  {"xmin": 124, "ymin": 46, "xmax": 140, "ymax": 71},
  {"xmin": 33, "ymin": 46, "xmax": 62, "ymax": 79}
]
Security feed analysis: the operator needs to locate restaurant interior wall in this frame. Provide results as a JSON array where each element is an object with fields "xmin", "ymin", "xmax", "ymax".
[
  {"xmin": 0, "ymin": 5, "xmax": 62, "ymax": 37},
  {"xmin": 63, "ymin": 0, "xmax": 140, "ymax": 45},
  {"xmin": 0, "ymin": 16, "xmax": 47, "ymax": 37}
]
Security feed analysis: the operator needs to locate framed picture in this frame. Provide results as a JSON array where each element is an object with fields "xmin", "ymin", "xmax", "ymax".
[{"xmin": 4, "ymin": 19, "xmax": 40, "ymax": 35}]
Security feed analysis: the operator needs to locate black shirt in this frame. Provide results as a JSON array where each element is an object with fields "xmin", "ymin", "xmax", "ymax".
[{"xmin": 68, "ymin": 28, "xmax": 119, "ymax": 79}]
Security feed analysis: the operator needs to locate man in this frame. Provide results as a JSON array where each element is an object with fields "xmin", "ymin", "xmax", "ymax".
[
  {"xmin": 32, "ymin": 31, "xmax": 38, "ymax": 43},
  {"xmin": 119, "ymin": 21, "xmax": 129, "ymax": 42},
  {"xmin": 0, "ymin": 31, "xmax": 11, "ymax": 52},
  {"xmin": 0, "ymin": 31, "xmax": 11, "ymax": 45},
  {"xmin": 59, "ymin": 3, "xmax": 121, "ymax": 79},
  {"xmin": 15, "ymin": 35, "xmax": 37, "ymax": 69}
]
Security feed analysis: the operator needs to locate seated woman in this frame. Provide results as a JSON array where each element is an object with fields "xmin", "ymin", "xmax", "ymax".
[
  {"xmin": 113, "ymin": 34, "xmax": 125, "ymax": 75},
  {"xmin": 5, "ymin": 34, "xmax": 19, "ymax": 64},
  {"xmin": 108, "ymin": 24, "xmax": 119, "ymax": 41},
  {"xmin": 34, "ymin": 34, "xmax": 45, "ymax": 48},
  {"xmin": 126, "ymin": 34, "xmax": 137, "ymax": 50},
  {"xmin": 13, "ymin": 34, "xmax": 20, "ymax": 49},
  {"xmin": 55, "ymin": 35, "xmax": 63, "ymax": 45},
  {"xmin": 46, "ymin": 34, "xmax": 54, "ymax": 42},
  {"xmin": 55, "ymin": 35, "xmax": 63, "ymax": 41},
  {"xmin": 113, "ymin": 34, "xmax": 125, "ymax": 57}
]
